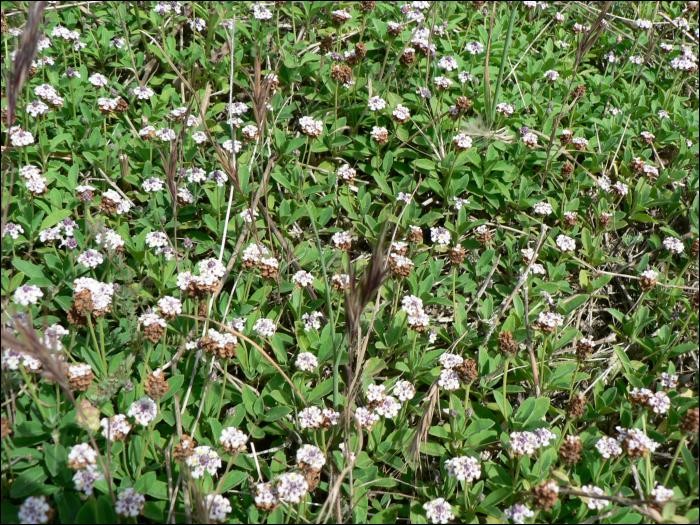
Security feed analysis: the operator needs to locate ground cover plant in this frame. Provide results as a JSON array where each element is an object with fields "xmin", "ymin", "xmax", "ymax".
[{"xmin": 1, "ymin": 1, "xmax": 699, "ymax": 523}]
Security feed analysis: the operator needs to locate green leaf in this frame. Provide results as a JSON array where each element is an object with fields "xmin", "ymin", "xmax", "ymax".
[
  {"xmin": 9, "ymin": 466, "xmax": 47, "ymax": 498},
  {"xmin": 369, "ymin": 507, "xmax": 398, "ymax": 524},
  {"xmin": 39, "ymin": 209, "xmax": 73, "ymax": 231},
  {"xmin": 515, "ymin": 397, "xmax": 550, "ymax": 429},
  {"xmin": 12, "ymin": 259, "xmax": 45, "ymax": 280},
  {"xmin": 263, "ymin": 406, "xmax": 293, "ymax": 422}
]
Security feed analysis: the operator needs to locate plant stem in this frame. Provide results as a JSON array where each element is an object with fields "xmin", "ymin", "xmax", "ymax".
[
  {"xmin": 662, "ymin": 434, "xmax": 686, "ymax": 487},
  {"xmin": 502, "ymin": 358, "xmax": 510, "ymax": 428}
]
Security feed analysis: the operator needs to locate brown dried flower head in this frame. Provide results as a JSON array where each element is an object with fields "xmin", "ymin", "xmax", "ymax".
[
  {"xmin": 259, "ymin": 258, "xmax": 279, "ymax": 279},
  {"xmin": 331, "ymin": 65, "xmax": 353, "ymax": 85},
  {"xmin": 449, "ymin": 246, "xmax": 466, "ymax": 265},
  {"xmin": 407, "ymin": 227, "xmax": 423, "ymax": 244},
  {"xmin": 573, "ymin": 84, "xmax": 586, "ymax": 99},
  {"xmin": 67, "ymin": 363, "xmax": 94, "ymax": 392},
  {"xmin": 143, "ymin": 323, "xmax": 165, "ymax": 343},
  {"xmin": 680, "ymin": 407, "xmax": 699, "ymax": 434},
  {"xmin": 319, "ymin": 34, "xmax": 334, "ymax": 52},
  {"xmin": 1, "ymin": 417, "xmax": 12, "ymax": 439},
  {"xmin": 360, "ymin": 1, "xmax": 377, "ymax": 11},
  {"xmin": 400, "ymin": 48, "xmax": 416, "ymax": 66},
  {"xmin": 498, "ymin": 331, "xmax": 519, "ymax": 356},
  {"xmin": 560, "ymin": 161, "xmax": 573, "ymax": 179},
  {"xmin": 567, "ymin": 392, "xmax": 586, "ymax": 419},
  {"xmin": 144, "ymin": 370, "xmax": 170, "ymax": 400},
  {"xmin": 456, "ymin": 96, "xmax": 472, "ymax": 113},
  {"xmin": 559, "ymin": 435, "xmax": 583, "ymax": 465},
  {"xmin": 690, "ymin": 238, "xmax": 699, "ymax": 259},
  {"xmin": 630, "ymin": 157, "xmax": 646, "ymax": 175},
  {"xmin": 576, "ymin": 339, "xmax": 594, "ymax": 360},
  {"xmin": 532, "ymin": 480, "xmax": 559, "ymax": 510},
  {"xmin": 560, "ymin": 130, "xmax": 572, "ymax": 146},
  {"xmin": 456, "ymin": 358, "xmax": 478, "ymax": 383},
  {"xmin": 173, "ymin": 434, "xmax": 197, "ymax": 462}
]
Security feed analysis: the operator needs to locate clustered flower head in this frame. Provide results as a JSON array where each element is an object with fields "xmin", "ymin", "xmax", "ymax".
[
  {"xmin": 423, "ymin": 498, "xmax": 455, "ymax": 524},
  {"xmin": 277, "ymin": 472, "xmax": 309, "ymax": 503},
  {"xmin": 128, "ymin": 397, "xmax": 158, "ymax": 426},
  {"xmin": 13, "ymin": 284, "xmax": 43, "ymax": 306},
  {"xmin": 581, "ymin": 485, "xmax": 609, "ymax": 511},
  {"xmin": 186, "ymin": 446, "xmax": 222, "ymax": 478},
  {"xmin": 101, "ymin": 414, "xmax": 131, "ymax": 441},
  {"xmin": 116, "ymin": 488, "xmax": 146, "ymax": 518},
  {"xmin": 616, "ymin": 426, "xmax": 660, "ymax": 457},
  {"xmin": 509, "ymin": 428, "xmax": 556, "ymax": 456},
  {"xmin": 299, "ymin": 116, "xmax": 323, "ymax": 137},
  {"xmin": 18, "ymin": 496, "xmax": 53, "ymax": 524},
  {"xmin": 503, "ymin": 503, "xmax": 535, "ymax": 524},
  {"xmin": 444, "ymin": 455, "xmax": 481, "ymax": 483},
  {"xmin": 205, "ymin": 494, "xmax": 232, "ymax": 522},
  {"xmin": 295, "ymin": 352, "xmax": 318, "ymax": 371},
  {"xmin": 535, "ymin": 311, "xmax": 564, "ymax": 333},
  {"xmin": 219, "ymin": 426, "xmax": 248, "ymax": 452},
  {"xmin": 663, "ymin": 236, "xmax": 684, "ymax": 254}
]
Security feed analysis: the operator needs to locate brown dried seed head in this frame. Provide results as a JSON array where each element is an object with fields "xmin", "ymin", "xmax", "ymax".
[
  {"xmin": 692, "ymin": 290, "xmax": 699, "ymax": 310},
  {"xmin": 360, "ymin": 1, "xmax": 377, "ymax": 11},
  {"xmin": 1, "ymin": 417, "xmax": 12, "ymax": 439},
  {"xmin": 173, "ymin": 434, "xmax": 197, "ymax": 462},
  {"xmin": 144, "ymin": 371, "xmax": 170, "ymax": 400},
  {"xmin": 331, "ymin": 65, "xmax": 353, "ymax": 85},
  {"xmin": 560, "ymin": 161, "xmax": 574, "ymax": 179},
  {"xmin": 573, "ymin": 84, "xmax": 586, "ymax": 99},
  {"xmin": 388, "ymin": 23, "xmax": 403, "ymax": 36},
  {"xmin": 680, "ymin": 407, "xmax": 699, "ymax": 434},
  {"xmin": 355, "ymin": 42, "xmax": 367, "ymax": 58},
  {"xmin": 100, "ymin": 196, "xmax": 119, "ymax": 214},
  {"xmin": 320, "ymin": 34, "xmax": 334, "ymax": 52},
  {"xmin": 498, "ymin": 331, "xmax": 519, "ymax": 356},
  {"xmin": 630, "ymin": 157, "xmax": 646, "ymax": 175},
  {"xmin": 567, "ymin": 393, "xmax": 586, "ymax": 419},
  {"xmin": 560, "ymin": 132, "xmax": 572, "ymax": 146},
  {"xmin": 456, "ymin": 96, "xmax": 472, "ymax": 112},
  {"xmin": 259, "ymin": 260, "xmax": 279, "ymax": 279},
  {"xmin": 67, "ymin": 305, "xmax": 87, "ymax": 326},
  {"xmin": 303, "ymin": 466, "xmax": 321, "ymax": 492},
  {"xmin": 559, "ymin": 436, "xmax": 583, "ymax": 465},
  {"xmin": 448, "ymin": 246, "xmax": 466, "ymax": 265},
  {"xmin": 143, "ymin": 323, "xmax": 165, "ymax": 343},
  {"xmin": 690, "ymin": 238, "xmax": 699, "ymax": 259},
  {"xmin": 532, "ymin": 481, "xmax": 559, "ymax": 510},
  {"xmin": 563, "ymin": 212, "xmax": 578, "ymax": 227},
  {"xmin": 576, "ymin": 339, "xmax": 594, "ymax": 360},
  {"xmin": 68, "ymin": 366, "xmax": 94, "ymax": 392},
  {"xmin": 640, "ymin": 275, "xmax": 658, "ymax": 291},
  {"xmin": 456, "ymin": 358, "xmax": 478, "ymax": 383},
  {"xmin": 115, "ymin": 97, "xmax": 129, "ymax": 113},
  {"xmin": 400, "ymin": 49, "xmax": 415, "ymax": 66},
  {"xmin": 598, "ymin": 213, "xmax": 612, "ymax": 228},
  {"xmin": 477, "ymin": 229, "xmax": 493, "ymax": 245},
  {"xmin": 74, "ymin": 289, "xmax": 94, "ymax": 316},
  {"xmin": 407, "ymin": 227, "xmax": 423, "ymax": 244}
]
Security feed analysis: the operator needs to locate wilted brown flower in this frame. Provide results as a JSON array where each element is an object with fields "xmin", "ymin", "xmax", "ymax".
[
  {"xmin": 143, "ymin": 322, "xmax": 165, "ymax": 343},
  {"xmin": 407, "ymin": 226, "xmax": 423, "ymax": 244},
  {"xmin": 331, "ymin": 65, "xmax": 353, "ymax": 85},
  {"xmin": 560, "ymin": 161, "xmax": 573, "ymax": 179},
  {"xmin": 360, "ymin": 1, "xmax": 376, "ymax": 11},
  {"xmin": 498, "ymin": 331, "xmax": 519, "ymax": 356},
  {"xmin": 559, "ymin": 435, "xmax": 583, "ymax": 465},
  {"xmin": 560, "ymin": 130, "xmax": 572, "ymax": 146},
  {"xmin": 1, "ymin": 417, "xmax": 12, "ymax": 439},
  {"xmin": 576, "ymin": 339, "xmax": 594, "ymax": 360},
  {"xmin": 573, "ymin": 84, "xmax": 586, "ymax": 99},
  {"xmin": 680, "ymin": 407, "xmax": 699, "ymax": 434},
  {"xmin": 567, "ymin": 392, "xmax": 586, "ymax": 419},
  {"xmin": 100, "ymin": 194, "xmax": 120, "ymax": 214},
  {"xmin": 319, "ymin": 34, "xmax": 334, "ymax": 52},
  {"xmin": 173, "ymin": 434, "xmax": 196, "ymax": 462},
  {"xmin": 532, "ymin": 480, "xmax": 559, "ymax": 510},
  {"xmin": 630, "ymin": 157, "xmax": 646, "ymax": 175},
  {"xmin": 456, "ymin": 96, "xmax": 471, "ymax": 113},
  {"xmin": 259, "ymin": 258, "xmax": 279, "ymax": 279},
  {"xmin": 448, "ymin": 246, "xmax": 466, "ymax": 265},
  {"xmin": 690, "ymin": 238, "xmax": 699, "ymax": 259},
  {"xmin": 400, "ymin": 48, "xmax": 415, "ymax": 66},
  {"xmin": 67, "ymin": 363, "xmax": 94, "ymax": 392},
  {"xmin": 144, "ymin": 370, "xmax": 170, "ymax": 400},
  {"xmin": 115, "ymin": 97, "xmax": 129, "ymax": 113},
  {"xmin": 456, "ymin": 358, "xmax": 478, "ymax": 383},
  {"xmin": 303, "ymin": 467, "xmax": 321, "ymax": 492}
]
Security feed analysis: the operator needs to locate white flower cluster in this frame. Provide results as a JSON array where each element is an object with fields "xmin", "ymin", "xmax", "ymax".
[
  {"xmin": 296, "ymin": 444, "xmax": 326, "ymax": 470},
  {"xmin": 77, "ymin": 249, "xmax": 104, "ymax": 268},
  {"xmin": 299, "ymin": 116, "xmax": 324, "ymax": 137},
  {"xmin": 187, "ymin": 446, "xmax": 222, "ymax": 478},
  {"xmin": 219, "ymin": 426, "xmax": 248, "ymax": 451},
  {"xmin": 295, "ymin": 352, "xmax": 318, "ymax": 371},
  {"xmin": 423, "ymin": 498, "xmax": 455, "ymax": 524},
  {"xmin": 509, "ymin": 428, "xmax": 556, "ymax": 456},
  {"xmin": 128, "ymin": 397, "xmax": 158, "ymax": 426},
  {"xmin": 253, "ymin": 318, "xmax": 277, "ymax": 337},
  {"xmin": 302, "ymin": 311, "xmax": 322, "ymax": 332},
  {"xmin": 100, "ymin": 414, "xmax": 132, "ymax": 441},
  {"xmin": 102, "ymin": 189, "xmax": 132, "ymax": 214},
  {"xmin": 95, "ymin": 227, "xmax": 125, "ymax": 251},
  {"xmin": 392, "ymin": 380, "xmax": 416, "ymax": 402},
  {"xmin": 205, "ymin": 494, "xmax": 232, "ymax": 522},
  {"xmin": 13, "ymin": 284, "xmax": 44, "ymax": 306},
  {"xmin": 74, "ymin": 277, "xmax": 115, "ymax": 311},
  {"xmin": 581, "ymin": 484, "xmax": 609, "ymax": 510},
  {"xmin": 444, "ymin": 455, "xmax": 481, "ymax": 483},
  {"xmin": 116, "ymin": 488, "xmax": 146, "ymax": 518},
  {"xmin": 663, "ymin": 237, "xmax": 684, "ymax": 254},
  {"xmin": 277, "ymin": 472, "xmax": 308, "ymax": 503},
  {"xmin": 503, "ymin": 503, "xmax": 535, "ymax": 523}
]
